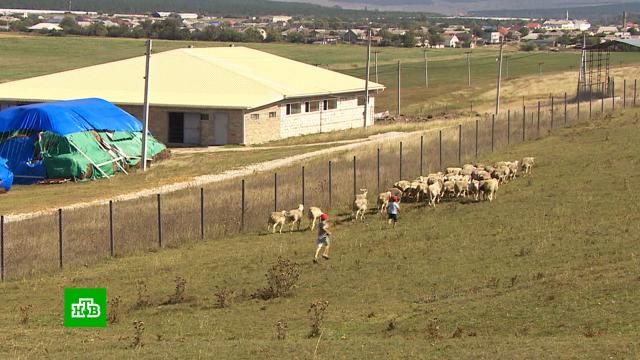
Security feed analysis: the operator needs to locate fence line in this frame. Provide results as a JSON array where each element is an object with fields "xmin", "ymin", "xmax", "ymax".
[{"xmin": 1, "ymin": 81, "xmax": 638, "ymax": 280}]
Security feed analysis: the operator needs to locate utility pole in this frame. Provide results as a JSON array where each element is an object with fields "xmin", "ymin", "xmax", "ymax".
[
  {"xmin": 397, "ymin": 60, "xmax": 401, "ymax": 116},
  {"xmin": 141, "ymin": 39, "xmax": 152, "ymax": 171},
  {"xmin": 505, "ymin": 56, "xmax": 509, "ymax": 79},
  {"xmin": 495, "ymin": 36, "xmax": 504, "ymax": 115},
  {"xmin": 538, "ymin": 62, "xmax": 544, "ymax": 77},
  {"xmin": 373, "ymin": 50, "xmax": 379, "ymax": 84},
  {"xmin": 423, "ymin": 48, "xmax": 429, "ymax": 88},
  {"xmin": 465, "ymin": 51, "xmax": 471, "ymax": 87},
  {"xmin": 364, "ymin": 26, "xmax": 372, "ymax": 128}
]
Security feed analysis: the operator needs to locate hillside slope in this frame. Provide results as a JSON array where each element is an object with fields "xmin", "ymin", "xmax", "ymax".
[{"xmin": 0, "ymin": 110, "xmax": 639, "ymax": 358}]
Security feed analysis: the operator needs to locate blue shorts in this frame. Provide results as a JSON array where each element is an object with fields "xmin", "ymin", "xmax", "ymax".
[{"xmin": 316, "ymin": 236, "xmax": 330, "ymax": 247}]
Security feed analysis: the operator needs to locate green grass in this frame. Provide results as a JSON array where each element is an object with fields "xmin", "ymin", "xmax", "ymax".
[
  {"xmin": 4, "ymin": 35, "xmax": 640, "ymax": 115},
  {"xmin": 0, "ymin": 145, "xmax": 326, "ymax": 215},
  {"xmin": 1, "ymin": 109, "xmax": 638, "ymax": 358}
]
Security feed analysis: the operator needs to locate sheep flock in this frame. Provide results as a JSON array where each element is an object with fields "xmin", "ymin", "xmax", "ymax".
[{"xmin": 267, "ymin": 157, "xmax": 535, "ymax": 233}]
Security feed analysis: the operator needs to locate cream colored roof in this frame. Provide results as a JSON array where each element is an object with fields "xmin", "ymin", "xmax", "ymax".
[{"xmin": 0, "ymin": 46, "xmax": 384, "ymax": 110}]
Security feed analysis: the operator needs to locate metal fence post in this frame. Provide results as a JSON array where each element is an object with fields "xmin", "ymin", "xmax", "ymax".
[
  {"xmin": 601, "ymin": 87, "xmax": 605, "ymax": 114},
  {"xmin": 1, "ymin": 215, "xmax": 4, "ymax": 281},
  {"xmin": 241, "ymin": 179, "xmax": 245, "ymax": 231},
  {"xmin": 109, "ymin": 200, "xmax": 114, "ymax": 257},
  {"xmin": 273, "ymin": 172, "xmax": 278, "ymax": 211},
  {"xmin": 634, "ymin": 79, "xmax": 637, "ymax": 106},
  {"xmin": 537, "ymin": 101, "xmax": 541, "ymax": 134},
  {"xmin": 419, "ymin": 136, "xmax": 424, "ymax": 175},
  {"xmin": 623, "ymin": 79, "xmax": 626, "ymax": 108},
  {"xmin": 157, "ymin": 194, "xmax": 162, "ymax": 248},
  {"xmin": 507, "ymin": 109, "xmax": 511, "ymax": 144},
  {"xmin": 376, "ymin": 149, "xmax": 380, "ymax": 194},
  {"xmin": 475, "ymin": 119, "xmax": 478, "ymax": 158},
  {"xmin": 612, "ymin": 79, "xmax": 615, "ymax": 111},
  {"xmin": 564, "ymin": 92, "xmax": 567, "ymax": 126},
  {"xmin": 551, "ymin": 96, "xmax": 554, "ymax": 129},
  {"xmin": 58, "ymin": 208, "xmax": 63, "ymax": 269},
  {"xmin": 301, "ymin": 166, "xmax": 305, "ymax": 206},
  {"xmin": 589, "ymin": 87, "xmax": 593, "ymax": 119},
  {"xmin": 200, "ymin": 188, "xmax": 204, "ymax": 240},
  {"xmin": 328, "ymin": 161, "xmax": 332, "ymax": 209},
  {"xmin": 399, "ymin": 141, "xmax": 403, "ymax": 180},
  {"xmin": 438, "ymin": 130, "xmax": 442, "ymax": 169},
  {"xmin": 457, "ymin": 124, "xmax": 462, "ymax": 164},
  {"xmin": 577, "ymin": 94, "xmax": 580, "ymax": 122},
  {"xmin": 352, "ymin": 156, "xmax": 357, "ymax": 201},
  {"xmin": 522, "ymin": 106, "xmax": 526, "ymax": 142},
  {"xmin": 491, "ymin": 114, "xmax": 495, "ymax": 152}
]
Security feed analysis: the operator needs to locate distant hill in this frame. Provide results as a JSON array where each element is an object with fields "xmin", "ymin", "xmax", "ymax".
[
  {"xmin": 0, "ymin": 0, "xmax": 390, "ymax": 17},
  {"xmin": 470, "ymin": 2, "xmax": 640, "ymax": 23}
]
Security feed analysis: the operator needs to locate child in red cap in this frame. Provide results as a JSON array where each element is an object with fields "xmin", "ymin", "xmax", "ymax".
[
  {"xmin": 314, "ymin": 213, "xmax": 331, "ymax": 263},
  {"xmin": 387, "ymin": 195, "xmax": 400, "ymax": 228}
]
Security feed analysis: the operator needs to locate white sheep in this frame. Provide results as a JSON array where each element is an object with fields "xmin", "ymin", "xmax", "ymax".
[
  {"xmin": 307, "ymin": 206, "xmax": 324, "ymax": 231},
  {"xmin": 521, "ymin": 157, "xmax": 535, "ymax": 175},
  {"xmin": 354, "ymin": 197, "xmax": 368, "ymax": 220},
  {"xmin": 377, "ymin": 191, "xmax": 391, "ymax": 213},
  {"xmin": 394, "ymin": 180, "xmax": 411, "ymax": 192},
  {"xmin": 267, "ymin": 211, "xmax": 287, "ymax": 234},
  {"xmin": 426, "ymin": 181, "xmax": 442, "ymax": 207},
  {"xmin": 446, "ymin": 167, "xmax": 462, "ymax": 176},
  {"xmin": 480, "ymin": 179, "xmax": 499, "ymax": 202},
  {"xmin": 286, "ymin": 204, "xmax": 305, "ymax": 231}
]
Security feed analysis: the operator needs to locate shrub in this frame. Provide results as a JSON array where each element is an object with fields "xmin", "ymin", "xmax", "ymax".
[
  {"xmin": 131, "ymin": 320, "xmax": 144, "ymax": 349},
  {"xmin": 107, "ymin": 296, "xmax": 121, "ymax": 324},
  {"xmin": 253, "ymin": 257, "xmax": 300, "ymax": 300},
  {"xmin": 214, "ymin": 288, "xmax": 236, "ymax": 308},
  {"xmin": 133, "ymin": 280, "xmax": 152, "ymax": 309},
  {"xmin": 308, "ymin": 300, "xmax": 329, "ymax": 338},
  {"xmin": 520, "ymin": 42, "xmax": 537, "ymax": 52},
  {"xmin": 275, "ymin": 319, "xmax": 288, "ymax": 340},
  {"xmin": 19, "ymin": 304, "xmax": 32, "ymax": 325},
  {"xmin": 165, "ymin": 276, "xmax": 188, "ymax": 304}
]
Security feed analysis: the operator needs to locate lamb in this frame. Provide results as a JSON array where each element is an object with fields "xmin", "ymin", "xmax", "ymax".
[
  {"xmin": 521, "ymin": 157, "xmax": 535, "ymax": 175},
  {"xmin": 442, "ymin": 180, "xmax": 456, "ymax": 198},
  {"xmin": 491, "ymin": 166, "xmax": 510, "ymax": 184},
  {"xmin": 286, "ymin": 204, "xmax": 305, "ymax": 231},
  {"xmin": 480, "ymin": 179, "xmax": 499, "ymax": 202},
  {"xmin": 307, "ymin": 206, "xmax": 324, "ymax": 231},
  {"xmin": 454, "ymin": 179, "xmax": 470, "ymax": 198},
  {"xmin": 356, "ymin": 188, "xmax": 368, "ymax": 200},
  {"xmin": 426, "ymin": 181, "xmax": 442, "ymax": 207},
  {"xmin": 446, "ymin": 167, "xmax": 462, "ymax": 176},
  {"xmin": 394, "ymin": 180, "xmax": 411, "ymax": 192},
  {"xmin": 267, "ymin": 211, "xmax": 287, "ymax": 234},
  {"xmin": 507, "ymin": 161, "xmax": 519, "ymax": 180},
  {"xmin": 353, "ymin": 196, "xmax": 369, "ymax": 221},
  {"xmin": 377, "ymin": 191, "xmax": 391, "ymax": 213},
  {"xmin": 468, "ymin": 179, "xmax": 481, "ymax": 201}
]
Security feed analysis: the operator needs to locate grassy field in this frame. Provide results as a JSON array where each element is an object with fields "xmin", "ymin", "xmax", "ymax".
[
  {"xmin": 1, "ymin": 108, "xmax": 638, "ymax": 358},
  {"xmin": 4, "ymin": 34, "xmax": 640, "ymax": 115},
  {"xmin": 0, "ymin": 145, "xmax": 326, "ymax": 215}
]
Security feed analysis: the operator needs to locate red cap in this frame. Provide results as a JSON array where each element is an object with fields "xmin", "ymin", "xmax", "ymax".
[
  {"xmin": 320, "ymin": 213, "xmax": 329, "ymax": 221},
  {"xmin": 391, "ymin": 195, "xmax": 398, "ymax": 202}
]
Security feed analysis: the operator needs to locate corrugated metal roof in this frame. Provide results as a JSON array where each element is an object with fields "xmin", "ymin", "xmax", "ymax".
[
  {"xmin": 614, "ymin": 38, "xmax": 640, "ymax": 48},
  {"xmin": 0, "ymin": 47, "xmax": 385, "ymax": 110}
]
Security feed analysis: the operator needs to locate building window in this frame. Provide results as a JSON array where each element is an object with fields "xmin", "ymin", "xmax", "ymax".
[
  {"xmin": 200, "ymin": 113, "xmax": 209, "ymax": 121},
  {"xmin": 310, "ymin": 101, "xmax": 320, "ymax": 112},
  {"xmin": 324, "ymin": 99, "xmax": 338, "ymax": 110},
  {"xmin": 304, "ymin": 101, "xmax": 311, "ymax": 113},
  {"xmin": 269, "ymin": 111, "xmax": 277, "ymax": 118},
  {"xmin": 250, "ymin": 113, "xmax": 260, "ymax": 120},
  {"xmin": 286, "ymin": 103, "xmax": 301, "ymax": 115},
  {"xmin": 357, "ymin": 96, "xmax": 369, "ymax": 106}
]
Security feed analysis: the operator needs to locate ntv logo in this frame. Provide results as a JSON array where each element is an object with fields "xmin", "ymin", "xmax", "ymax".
[
  {"xmin": 71, "ymin": 298, "xmax": 101, "ymax": 319},
  {"xmin": 64, "ymin": 288, "xmax": 107, "ymax": 328}
]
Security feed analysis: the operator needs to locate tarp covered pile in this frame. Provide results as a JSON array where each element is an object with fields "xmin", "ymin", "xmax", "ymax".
[{"xmin": 0, "ymin": 98, "xmax": 168, "ymax": 188}]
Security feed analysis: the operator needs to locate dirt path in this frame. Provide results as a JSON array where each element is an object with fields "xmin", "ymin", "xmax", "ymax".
[{"xmin": 4, "ymin": 132, "xmax": 409, "ymax": 223}]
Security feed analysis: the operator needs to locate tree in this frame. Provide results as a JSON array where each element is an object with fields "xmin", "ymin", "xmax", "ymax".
[
  {"xmin": 60, "ymin": 15, "xmax": 80, "ymax": 34},
  {"xmin": 243, "ymin": 27, "xmax": 264, "ymax": 43},
  {"xmin": 520, "ymin": 27, "xmax": 530, "ymax": 37},
  {"xmin": 287, "ymin": 31, "xmax": 306, "ymax": 43},
  {"xmin": 400, "ymin": 31, "xmax": 416, "ymax": 47},
  {"xmin": 265, "ymin": 28, "xmax": 283, "ymax": 42},
  {"xmin": 520, "ymin": 42, "xmax": 537, "ymax": 51}
]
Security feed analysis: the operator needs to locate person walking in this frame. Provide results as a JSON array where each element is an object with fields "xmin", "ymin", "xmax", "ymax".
[
  {"xmin": 387, "ymin": 195, "xmax": 400, "ymax": 228},
  {"xmin": 314, "ymin": 213, "xmax": 331, "ymax": 263}
]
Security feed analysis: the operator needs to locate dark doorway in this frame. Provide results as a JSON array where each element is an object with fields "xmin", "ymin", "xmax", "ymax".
[{"xmin": 168, "ymin": 112, "xmax": 184, "ymax": 143}]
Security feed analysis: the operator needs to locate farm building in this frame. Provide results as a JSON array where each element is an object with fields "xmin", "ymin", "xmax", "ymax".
[{"xmin": 0, "ymin": 47, "xmax": 384, "ymax": 146}]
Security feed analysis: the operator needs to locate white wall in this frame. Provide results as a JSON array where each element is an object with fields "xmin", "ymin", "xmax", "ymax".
[{"xmin": 279, "ymin": 96, "xmax": 375, "ymax": 138}]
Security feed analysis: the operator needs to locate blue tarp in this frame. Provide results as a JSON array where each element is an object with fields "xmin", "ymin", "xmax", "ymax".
[
  {"xmin": 0, "ymin": 137, "xmax": 46, "ymax": 185},
  {"xmin": 0, "ymin": 98, "xmax": 142, "ymax": 136},
  {"xmin": 0, "ymin": 158, "xmax": 13, "ymax": 192}
]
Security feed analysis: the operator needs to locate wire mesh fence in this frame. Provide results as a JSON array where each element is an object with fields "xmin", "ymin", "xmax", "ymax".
[{"xmin": 1, "ymin": 80, "xmax": 637, "ymax": 280}]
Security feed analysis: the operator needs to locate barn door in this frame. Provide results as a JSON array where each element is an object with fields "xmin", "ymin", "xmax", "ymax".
[{"xmin": 212, "ymin": 112, "xmax": 228, "ymax": 145}]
